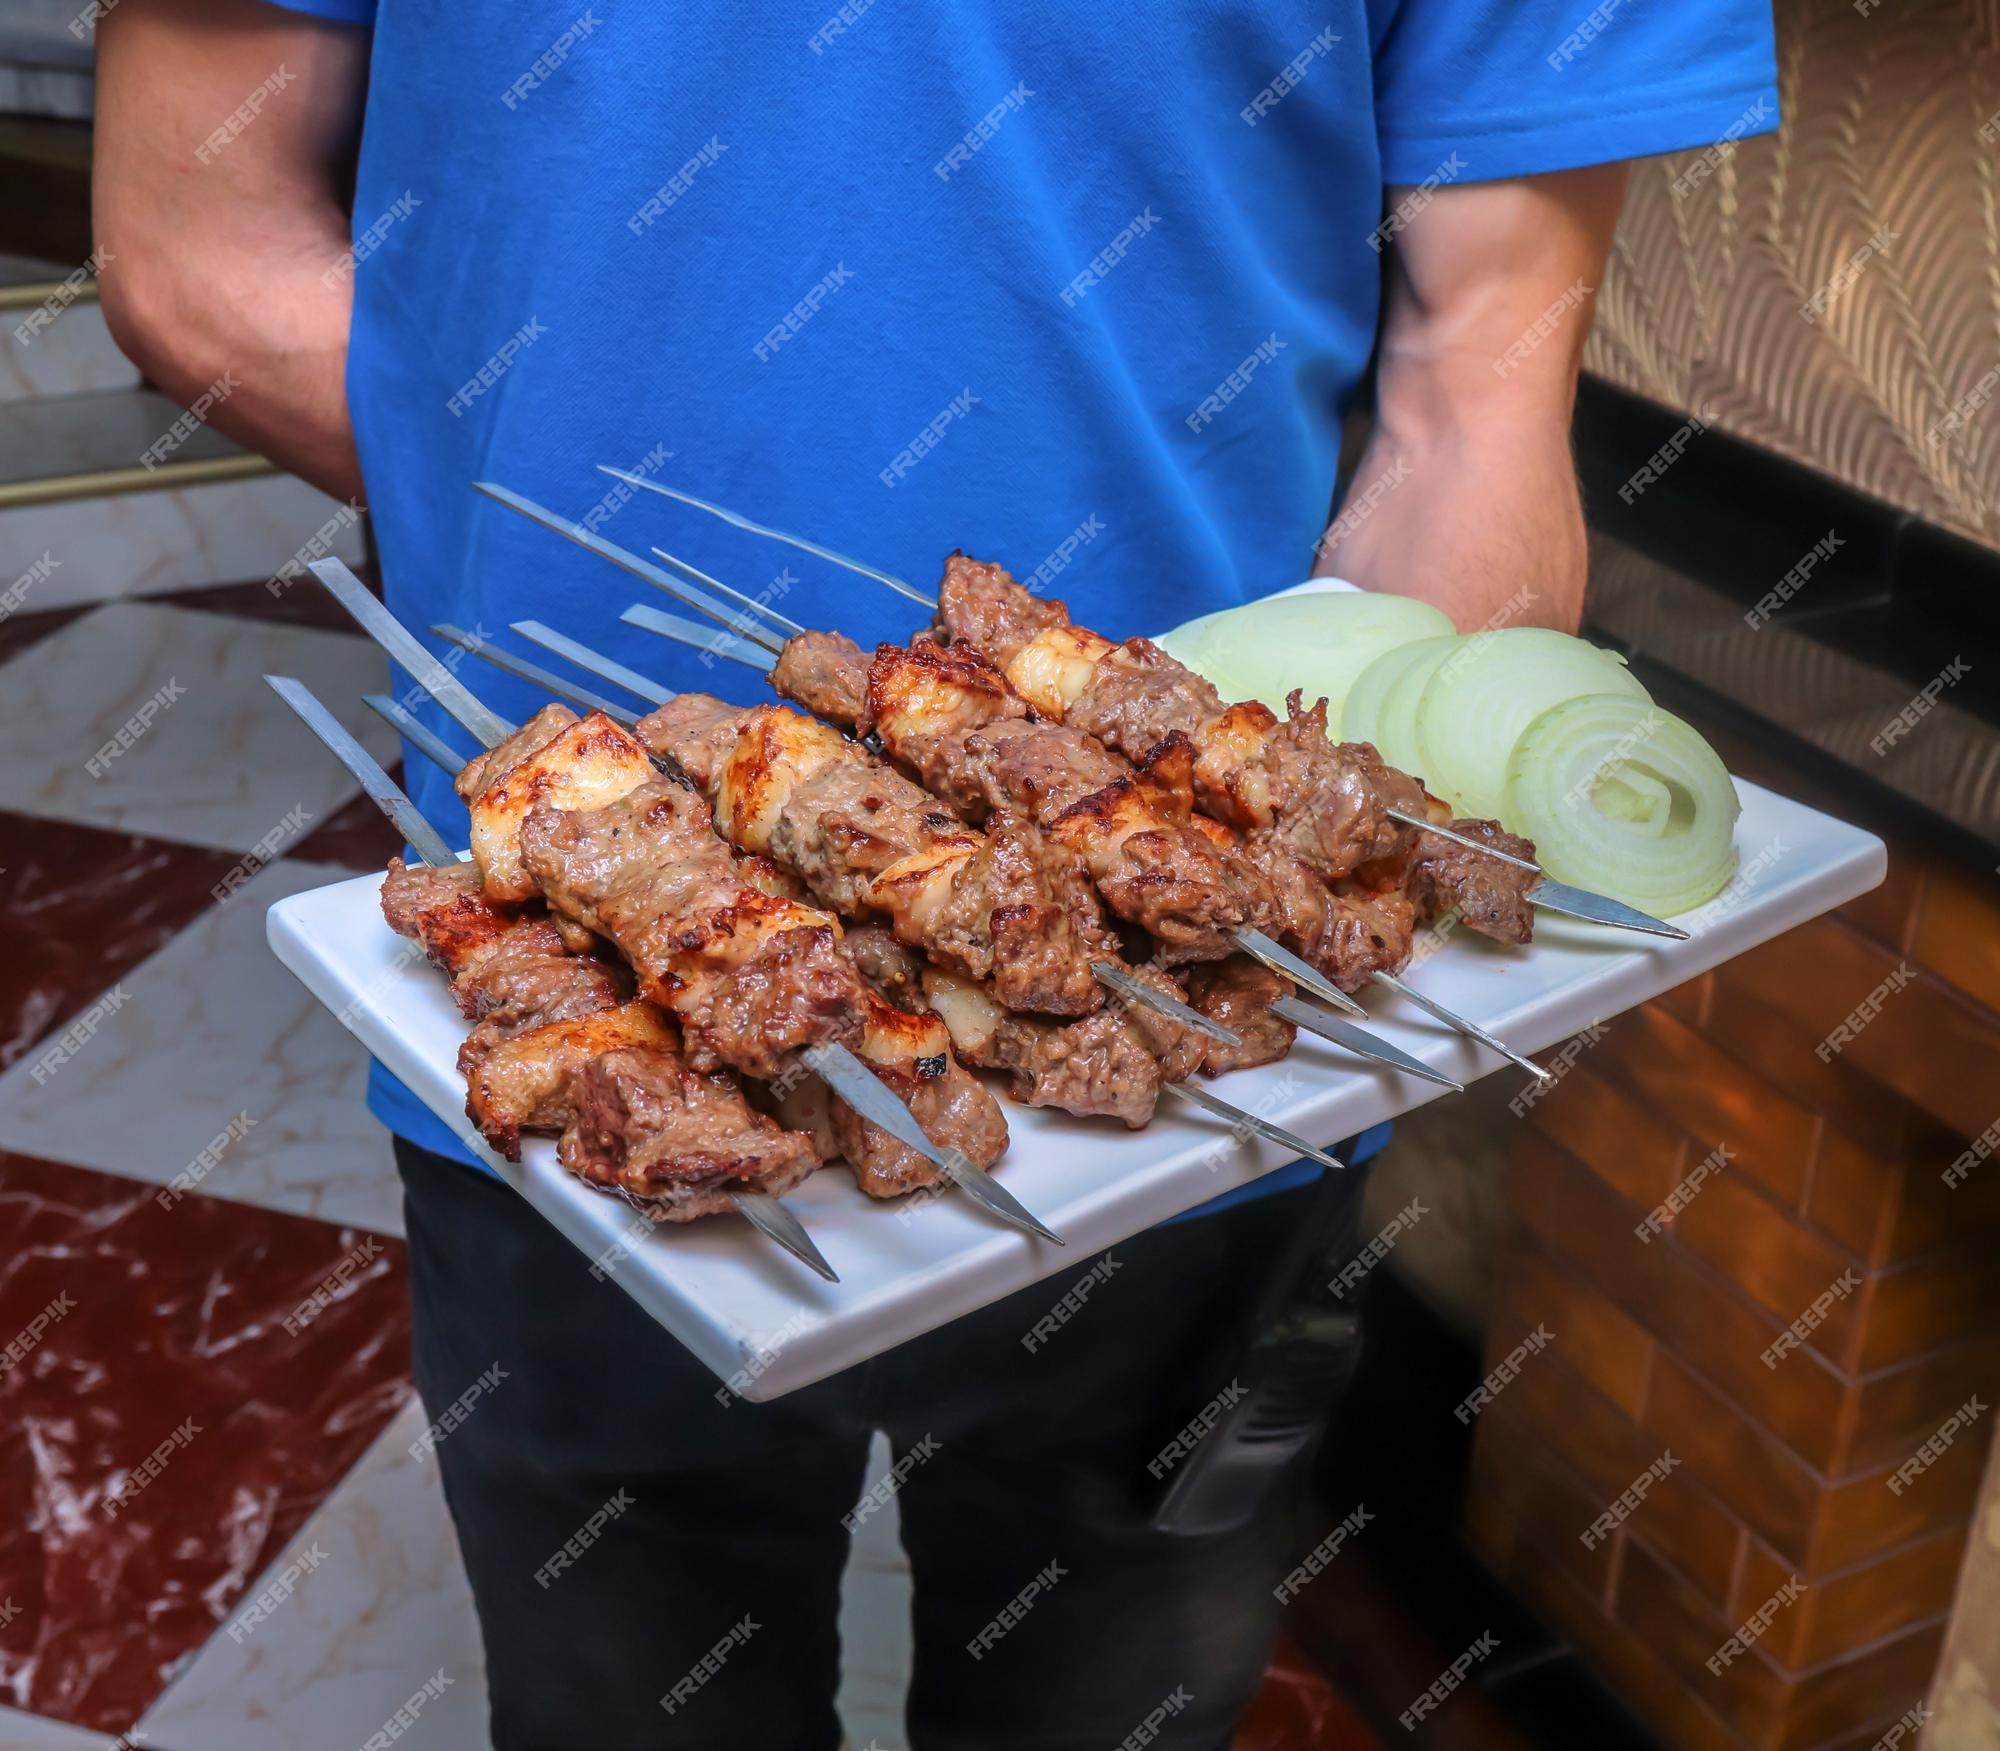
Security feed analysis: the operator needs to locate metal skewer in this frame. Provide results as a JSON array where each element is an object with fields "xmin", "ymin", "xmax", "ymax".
[
  {"xmin": 1370, "ymin": 972, "xmax": 1550, "ymax": 1083},
  {"xmin": 1270, "ymin": 996, "xmax": 1460, "ymax": 1090},
  {"xmin": 265, "ymin": 671, "xmax": 840, "ymax": 1282},
  {"xmin": 307, "ymin": 560, "xmax": 1061, "ymax": 1246},
  {"xmin": 363, "ymin": 693, "xmax": 469, "ymax": 776},
  {"xmin": 599, "ymin": 476, "xmax": 1691, "ymax": 940},
  {"xmin": 595, "ymin": 465, "xmax": 936, "ymax": 607},
  {"xmin": 1160, "ymin": 1080, "xmax": 1346, "ymax": 1172}
]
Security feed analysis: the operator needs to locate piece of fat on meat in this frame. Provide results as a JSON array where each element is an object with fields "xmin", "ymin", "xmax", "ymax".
[{"xmin": 468, "ymin": 711, "xmax": 659, "ymax": 902}]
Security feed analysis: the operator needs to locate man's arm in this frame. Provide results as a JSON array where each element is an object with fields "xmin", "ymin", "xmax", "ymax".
[
  {"xmin": 92, "ymin": 0, "xmax": 370, "ymax": 503},
  {"xmin": 1314, "ymin": 165, "xmax": 1629, "ymax": 634}
]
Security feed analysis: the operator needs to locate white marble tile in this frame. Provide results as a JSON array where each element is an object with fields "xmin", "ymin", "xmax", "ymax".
[
  {"xmin": 138, "ymin": 1395, "xmax": 492, "ymax": 1751},
  {"xmin": 0, "ymin": 1704, "xmax": 117, "ymax": 1749},
  {"xmin": 0, "ymin": 386, "xmax": 239, "ymax": 482},
  {"xmin": 0, "ymin": 599, "xmax": 399, "ymax": 854},
  {"xmin": 0, "ymin": 472, "xmax": 367, "ymax": 616},
  {"xmin": 0, "ymin": 856, "xmax": 404, "ymax": 1236},
  {"xmin": 1, "ymin": 301, "xmax": 140, "ymax": 404},
  {"xmin": 838, "ymin": 1429, "xmax": 914, "ymax": 1751}
]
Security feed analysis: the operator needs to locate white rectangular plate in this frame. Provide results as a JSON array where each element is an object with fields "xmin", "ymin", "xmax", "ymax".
[{"xmin": 268, "ymin": 779, "xmax": 1882, "ymax": 1399}]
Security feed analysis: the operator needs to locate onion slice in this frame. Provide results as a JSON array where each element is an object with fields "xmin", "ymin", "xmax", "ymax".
[
  {"xmin": 1341, "ymin": 635, "xmax": 1457, "ymax": 758},
  {"xmin": 1415, "ymin": 628, "xmax": 1649, "ymax": 820},
  {"xmin": 1159, "ymin": 590, "xmax": 1453, "ymax": 720},
  {"xmin": 1505, "ymin": 694, "xmax": 1740, "ymax": 916}
]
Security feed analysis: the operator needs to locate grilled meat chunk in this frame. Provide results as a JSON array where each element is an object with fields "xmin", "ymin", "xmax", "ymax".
[
  {"xmin": 637, "ymin": 693, "xmax": 750, "ymax": 791},
  {"xmin": 1184, "ymin": 956, "xmax": 1296, "ymax": 1075},
  {"xmin": 380, "ymin": 858, "xmax": 527, "ymax": 975},
  {"xmin": 842, "ymin": 923, "xmax": 929, "ymax": 1010},
  {"xmin": 1407, "ymin": 819, "xmax": 1538, "ymax": 945},
  {"xmin": 661, "ymin": 697, "xmax": 1111, "ymax": 1015},
  {"xmin": 519, "ymin": 778, "xmax": 869, "ymax": 1078},
  {"xmin": 462, "ymin": 999, "xmax": 676, "ymax": 1160},
  {"xmin": 1066, "ymin": 635, "xmax": 1218, "ymax": 749},
  {"xmin": 866, "ymin": 640, "xmax": 1256, "ymax": 961},
  {"xmin": 936, "ymin": 962, "xmax": 1201, "ymax": 1129},
  {"xmin": 770, "ymin": 630, "xmax": 872, "ymax": 727},
  {"xmin": 457, "ymin": 946, "xmax": 630, "ymax": 1031},
  {"xmin": 778, "ymin": 989, "xmax": 1009, "ymax": 1193},
  {"xmin": 466, "ymin": 710, "xmax": 660, "ymax": 902},
  {"xmin": 934, "ymin": 551, "xmax": 1068, "ymax": 664},
  {"xmin": 558, "ymin": 1045, "xmax": 821, "ymax": 1215},
  {"xmin": 454, "ymin": 703, "xmax": 578, "ymax": 802}
]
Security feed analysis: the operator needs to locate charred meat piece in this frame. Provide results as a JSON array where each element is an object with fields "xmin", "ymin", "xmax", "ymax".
[
  {"xmin": 866, "ymin": 641, "xmax": 1256, "ymax": 961},
  {"xmin": 457, "ymin": 946, "xmax": 630, "ymax": 1031},
  {"xmin": 770, "ymin": 630, "xmax": 872, "ymax": 728},
  {"xmin": 466, "ymin": 710, "xmax": 660, "ymax": 902},
  {"xmin": 1184, "ymin": 956, "xmax": 1297, "ymax": 1075},
  {"xmin": 666, "ymin": 697, "xmax": 1111, "ymax": 1016},
  {"xmin": 1407, "ymin": 818, "xmax": 1538, "ymax": 946},
  {"xmin": 938, "ymin": 962, "xmax": 1202, "ymax": 1129},
  {"xmin": 462, "ymin": 999, "xmax": 676, "ymax": 1160},
  {"xmin": 779, "ymin": 988, "xmax": 1008, "ymax": 1194},
  {"xmin": 454, "ymin": 703, "xmax": 578, "ymax": 802},
  {"xmin": 519, "ymin": 779, "xmax": 870, "ymax": 1078},
  {"xmin": 1066, "ymin": 635, "xmax": 1220, "ymax": 751},
  {"xmin": 380, "ymin": 858, "xmax": 529, "ymax": 976},
  {"xmin": 934, "ymin": 551, "xmax": 1069, "ymax": 664},
  {"xmin": 842, "ymin": 923, "xmax": 929, "ymax": 1010},
  {"xmin": 558, "ymin": 1045, "xmax": 821, "ymax": 1215},
  {"xmin": 637, "ymin": 693, "xmax": 751, "ymax": 791},
  {"xmin": 939, "ymin": 812, "xmax": 1116, "ymax": 1015}
]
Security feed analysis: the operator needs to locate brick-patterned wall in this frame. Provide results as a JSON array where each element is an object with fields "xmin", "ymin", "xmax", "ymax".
[{"xmin": 1464, "ymin": 729, "xmax": 2000, "ymax": 1750}]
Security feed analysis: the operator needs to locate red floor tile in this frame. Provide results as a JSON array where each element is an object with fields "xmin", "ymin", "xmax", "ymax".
[
  {"xmin": 1235, "ymin": 1637, "xmax": 1382, "ymax": 1749},
  {"xmin": 0, "ymin": 814, "xmax": 244, "ymax": 1073},
  {"xmin": 0, "ymin": 1150, "xmax": 410, "ymax": 1734}
]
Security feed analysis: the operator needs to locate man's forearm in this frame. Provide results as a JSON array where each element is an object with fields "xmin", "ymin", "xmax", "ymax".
[
  {"xmin": 103, "ymin": 231, "xmax": 365, "ymax": 505},
  {"xmin": 1315, "ymin": 166, "xmax": 1626, "ymax": 634},
  {"xmin": 92, "ymin": 0, "xmax": 369, "ymax": 505},
  {"xmin": 1315, "ymin": 412, "xmax": 1585, "ymax": 632}
]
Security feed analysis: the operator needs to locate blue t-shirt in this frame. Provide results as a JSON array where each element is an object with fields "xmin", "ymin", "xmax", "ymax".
[{"xmin": 272, "ymin": 0, "xmax": 1775, "ymax": 1180}]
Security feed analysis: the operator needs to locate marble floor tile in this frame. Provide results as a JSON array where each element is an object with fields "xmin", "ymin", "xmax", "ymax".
[
  {"xmin": 0, "ymin": 1703, "xmax": 122, "ymax": 1749},
  {"xmin": 1, "ymin": 300, "xmax": 141, "ymax": 406},
  {"xmin": 0, "ymin": 599, "xmax": 400, "ymax": 855},
  {"xmin": 289, "ymin": 788, "xmax": 410, "ymax": 874},
  {"xmin": 0, "ymin": 471, "xmax": 367, "ymax": 617},
  {"xmin": 0, "ymin": 387, "xmax": 238, "ymax": 485},
  {"xmin": 0, "ymin": 1148, "xmax": 410, "ymax": 1735},
  {"xmin": 0, "ymin": 857, "xmax": 405, "ymax": 1237},
  {"xmin": 0, "ymin": 811, "xmax": 243, "ymax": 1074},
  {"xmin": 161, "ymin": 572, "xmax": 381, "ymax": 639},
  {"xmin": 138, "ymin": 1395, "xmax": 490, "ymax": 1751}
]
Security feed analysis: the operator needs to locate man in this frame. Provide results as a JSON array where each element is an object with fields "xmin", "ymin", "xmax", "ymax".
[{"xmin": 94, "ymin": 3, "xmax": 1775, "ymax": 1745}]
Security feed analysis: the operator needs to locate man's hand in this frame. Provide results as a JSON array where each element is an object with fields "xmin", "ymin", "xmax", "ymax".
[
  {"xmin": 93, "ymin": 0, "xmax": 370, "ymax": 503},
  {"xmin": 1314, "ymin": 165, "xmax": 1628, "ymax": 634}
]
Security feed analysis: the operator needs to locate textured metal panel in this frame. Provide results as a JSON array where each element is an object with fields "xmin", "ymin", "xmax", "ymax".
[{"xmin": 1584, "ymin": 0, "xmax": 2000, "ymax": 548}]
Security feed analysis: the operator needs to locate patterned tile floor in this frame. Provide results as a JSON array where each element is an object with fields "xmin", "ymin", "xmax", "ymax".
[{"xmin": 0, "ymin": 577, "xmax": 1375, "ymax": 1750}]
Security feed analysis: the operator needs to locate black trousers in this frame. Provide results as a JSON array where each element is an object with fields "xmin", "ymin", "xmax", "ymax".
[{"xmin": 395, "ymin": 1139, "xmax": 1357, "ymax": 1751}]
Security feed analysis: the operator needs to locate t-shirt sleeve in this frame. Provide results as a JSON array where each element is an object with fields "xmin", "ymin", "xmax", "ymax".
[
  {"xmin": 257, "ymin": 0, "xmax": 377, "ymax": 24},
  {"xmin": 1371, "ymin": 0, "xmax": 1778, "ymax": 185}
]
